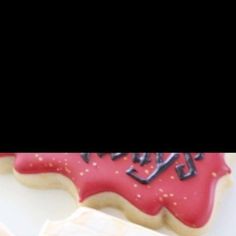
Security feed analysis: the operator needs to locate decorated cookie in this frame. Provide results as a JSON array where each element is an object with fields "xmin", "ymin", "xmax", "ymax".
[
  {"xmin": 0, "ymin": 153, "xmax": 232, "ymax": 236},
  {"xmin": 39, "ymin": 207, "xmax": 165, "ymax": 236}
]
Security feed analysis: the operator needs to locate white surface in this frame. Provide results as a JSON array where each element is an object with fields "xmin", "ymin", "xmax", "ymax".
[
  {"xmin": 0, "ymin": 164, "xmax": 235, "ymax": 236},
  {"xmin": 0, "ymin": 223, "xmax": 14, "ymax": 236}
]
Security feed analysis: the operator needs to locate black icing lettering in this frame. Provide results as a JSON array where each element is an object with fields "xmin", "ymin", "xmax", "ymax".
[
  {"xmin": 132, "ymin": 153, "xmax": 151, "ymax": 166},
  {"xmin": 80, "ymin": 153, "xmax": 205, "ymax": 184},
  {"xmin": 126, "ymin": 153, "xmax": 180, "ymax": 184},
  {"xmin": 195, "ymin": 153, "xmax": 204, "ymax": 160},
  {"xmin": 97, "ymin": 153, "xmax": 108, "ymax": 158},
  {"xmin": 111, "ymin": 153, "xmax": 127, "ymax": 160},
  {"xmin": 175, "ymin": 153, "xmax": 197, "ymax": 180},
  {"xmin": 80, "ymin": 153, "xmax": 90, "ymax": 163}
]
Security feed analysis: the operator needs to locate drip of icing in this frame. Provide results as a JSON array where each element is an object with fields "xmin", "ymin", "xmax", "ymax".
[{"xmin": 0, "ymin": 153, "xmax": 231, "ymax": 228}]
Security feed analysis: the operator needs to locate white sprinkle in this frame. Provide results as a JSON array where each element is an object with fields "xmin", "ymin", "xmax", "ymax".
[
  {"xmin": 65, "ymin": 167, "xmax": 71, "ymax": 173},
  {"xmin": 212, "ymin": 172, "xmax": 217, "ymax": 177}
]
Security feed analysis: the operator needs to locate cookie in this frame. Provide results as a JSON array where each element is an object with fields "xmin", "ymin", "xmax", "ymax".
[
  {"xmin": 0, "ymin": 153, "xmax": 232, "ymax": 236},
  {"xmin": 39, "ymin": 206, "xmax": 166, "ymax": 236}
]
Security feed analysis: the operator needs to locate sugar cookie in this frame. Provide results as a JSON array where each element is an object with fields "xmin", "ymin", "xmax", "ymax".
[{"xmin": 0, "ymin": 153, "xmax": 232, "ymax": 236}]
